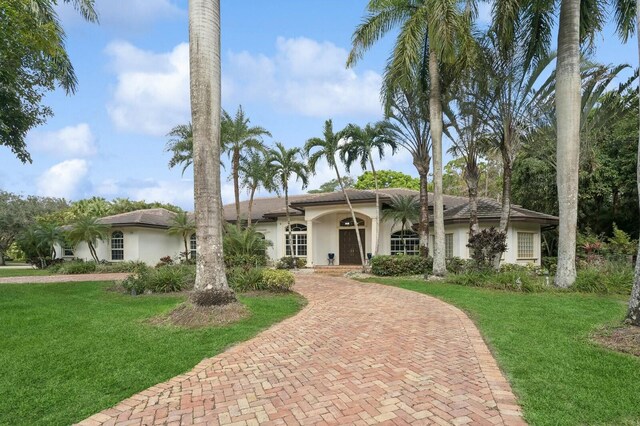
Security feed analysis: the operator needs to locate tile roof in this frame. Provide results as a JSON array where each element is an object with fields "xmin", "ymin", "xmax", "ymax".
[
  {"xmin": 435, "ymin": 198, "xmax": 559, "ymax": 224},
  {"xmin": 97, "ymin": 208, "xmax": 178, "ymax": 228}
]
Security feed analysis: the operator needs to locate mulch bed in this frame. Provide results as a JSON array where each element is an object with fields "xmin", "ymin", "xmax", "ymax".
[
  {"xmin": 593, "ymin": 324, "xmax": 640, "ymax": 357},
  {"xmin": 148, "ymin": 302, "xmax": 250, "ymax": 329}
]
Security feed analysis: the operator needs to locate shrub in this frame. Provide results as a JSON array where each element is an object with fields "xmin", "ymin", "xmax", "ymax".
[
  {"xmin": 156, "ymin": 256, "xmax": 174, "ymax": 267},
  {"xmin": 446, "ymin": 257, "xmax": 473, "ymax": 274},
  {"xmin": 261, "ymin": 269, "xmax": 295, "ymax": 292},
  {"xmin": 57, "ymin": 260, "xmax": 97, "ymax": 274},
  {"xmin": 370, "ymin": 255, "xmax": 432, "ymax": 276},
  {"xmin": 445, "ymin": 270, "xmax": 546, "ymax": 293},
  {"xmin": 96, "ymin": 261, "xmax": 147, "ymax": 273},
  {"xmin": 226, "ymin": 267, "xmax": 265, "ymax": 292},
  {"xmin": 572, "ymin": 264, "xmax": 634, "ymax": 295},
  {"xmin": 275, "ymin": 256, "xmax": 306, "ymax": 270},
  {"xmin": 467, "ymin": 228, "xmax": 507, "ymax": 269},
  {"xmin": 225, "ymin": 254, "xmax": 268, "ymax": 269},
  {"xmin": 223, "ymin": 226, "xmax": 271, "ymax": 265},
  {"xmin": 121, "ymin": 265, "xmax": 195, "ymax": 294},
  {"xmin": 542, "ymin": 257, "xmax": 558, "ymax": 276}
]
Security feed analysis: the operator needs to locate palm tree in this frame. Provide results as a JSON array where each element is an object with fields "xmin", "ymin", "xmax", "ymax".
[
  {"xmin": 340, "ymin": 122, "xmax": 397, "ymax": 255},
  {"xmin": 239, "ymin": 150, "xmax": 275, "ymax": 226},
  {"xmin": 626, "ymin": 2, "xmax": 640, "ymax": 326},
  {"xmin": 266, "ymin": 142, "xmax": 309, "ymax": 262},
  {"xmin": 167, "ymin": 211, "xmax": 195, "ymax": 261},
  {"xmin": 381, "ymin": 195, "xmax": 420, "ymax": 255},
  {"xmin": 189, "ymin": 0, "xmax": 234, "ymax": 304},
  {"xmin": 222, "ymin": 106, "xmax": 271, "ymax": 226},
  {"xmin": 66, "ymin": 216, "xmax": 109, "ymax": 262},
  {"xmin": 305, "ymin": 120, "xmax": 366, "ymax": 271},
  {"xmin": 34, "ymin": 222, "xmax": 65, "ymax": 259},
  {"xmin": 383, "ymin": 76, "xmax": 432, "ymax": 259},
  {"xmin": 348, "ymin": 0, "xmax": 474, "ymax": 276},
  {"xmin": 165, "ymin": 123, "xmax": 193, "ymax": 176}
]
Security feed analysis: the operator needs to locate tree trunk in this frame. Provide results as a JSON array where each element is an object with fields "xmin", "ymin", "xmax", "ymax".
[
  {"xmin": 0, "ymin": 252, "xmax": 5, "ymax": 266},
  {"xmin": 466, "ymin": 167, "xmax": 480, "ymax": 235},
  {"xmin": 429, "ymin": 50, "xmax": 446, "ymax": 276},
  {"xmin": 189, "ymin": 0, "xmax": 233, "ymax": 300},
  {"xmin": 233, "ymin": 149, "xmax": 241, "ymax": 228},
  {"xmin": 499, "ymin": 133, "xmax": 512, "ymax": 234},
  {"xmin": 370, "ymin": 158, "xmax": 381, "ymax": 256},
  {"xmin": 88, "ymin": 242, "xmax": 99, "ymax": 262},
  {"xmin": 285, "ymin": 185, "xmax": 294, "ymax": 262},
  {"xmin": 417, "ymin": 169, "xmax": 430, "ymax": 259},
  {"xmin": 184, "ymin": 235, "xmax": 189, "ymax": 261},
  {"xmin": 247, "ymin": 186, "xmax": 256, "ymax": 227},
  {"xmin": 554, "ymin": 0, "xmax": 581, "ymax": 288},
  {"xmin": 626, "ymin": 0, "xmax": 640, "ymax": 326},
  {"xmin": 335, "ymin": 165, "xmax": 366, "ymax": 272}
]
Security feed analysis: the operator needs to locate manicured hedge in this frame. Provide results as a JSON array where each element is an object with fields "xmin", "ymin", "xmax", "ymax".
[{"xmin": 370, "ymin": 255, "xmax": 432, "ymax": 276}]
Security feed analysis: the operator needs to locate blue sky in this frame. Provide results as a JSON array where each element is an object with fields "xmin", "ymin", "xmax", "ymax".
[{"xmin": 1, "ymin": 0, "xmax": 635, "ymax": 209}]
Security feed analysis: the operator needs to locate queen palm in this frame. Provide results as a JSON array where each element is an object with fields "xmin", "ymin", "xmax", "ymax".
[
  {"xmin": 239, "ymin": 150, "xmax": 275, "ymax": 226},
  {"xmin": 34, "ymin": 222, "xmax": 65, "ymax": 259},
  {"xmin": 165, "ymin": 123, "xmax": 193, "ymax": 176},
  {"xmin": 340, "ymin": 122, "xmax": 397, "ymax": 256},
  {"xmin": 493, "ymin": 0, "xmax": 636, "ymax": 288},
  {"xmin": 189, "ymin": 0, "xmax": 234, "ymax": 304},
  {"xmin": 305, "ymin": 120, "xmax": 366, "ymax": 271},
  {"xmin": 168, "ymin": 211, "xmax": 196, "ymax": 261},
  {"xmin": 381, "ymin": 195, "xmax": 420, "ymax": 255},
  {"xmin": 66, "ymin": 216, "xmax": 109, "ymax": 262},
  {"xmin": 348, "ymin": 0, "xmax": 474, "ymax": 276},
  {"xmin": 266, "ymin": 143, "xmax": 309, "ymax": 262},
  {"xmin": 222, "ymin": 106, "xmax": 271, "ymax": 226}
]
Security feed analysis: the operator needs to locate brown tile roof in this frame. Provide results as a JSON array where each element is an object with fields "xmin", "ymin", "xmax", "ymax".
[
  {"xmin": 97, "ymin": 208, "xmax": 178, "ymax": 228},
  {"xmin": 434, "ymin": 198, "xmax": 559, "ymax": 225}
]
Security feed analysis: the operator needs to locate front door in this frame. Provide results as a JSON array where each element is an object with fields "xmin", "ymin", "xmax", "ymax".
[{"xmin": 339, "ymin": 229, "xmax": 365, "ymax": 265}]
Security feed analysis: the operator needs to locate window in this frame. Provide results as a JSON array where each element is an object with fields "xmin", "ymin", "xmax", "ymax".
[
  {"xmin": 285, "ymin": 224, "xmax": 307, "ymax": 257},
  {"xmin": 391, "ymin": 230, "xmax": 420, "ymax": 255},
  {"xmin": 445, "ymin": 233, "xmax": 454, "ymax": 259},
  {"xmin": 517, "ymin": 232, "xmax": 535, "ymax": 258},
  {"xmin": 63, "ymin": 242, "xmax": 74, "ymax": 257},
  {"xmin": 190, "ymin": 233, "xmax": 197, "ymax": 260},
  {"xmin": 111, "ymin": 231, "xmax": 124, "ymax": 260},
  {"xmin": 339, "ymin": 217, "xmax": 364, "ymax": 227}
]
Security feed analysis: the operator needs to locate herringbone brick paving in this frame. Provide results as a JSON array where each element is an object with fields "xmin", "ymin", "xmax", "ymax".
[{"xmin": 78, "ymin": 275, "xmax": 525, "ymax": 425}]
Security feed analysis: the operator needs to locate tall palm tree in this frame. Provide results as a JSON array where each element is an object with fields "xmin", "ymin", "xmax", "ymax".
[
  {"xmin": 626, "ymin": 1, "xmax": 640, "ymax": 326},
  {"xmin": 383, "ymin": 76, "xmax": 432, "ymax": 259},
  {"xmin": 381, "ymin": 195, "xmax": 420, "ymax": 254},
  {"xmin": 348, "ymin": 0, "xmax": 474, "ymax": 276},
  {"xmin": 189, "ymin": 0, "xmax": 234, "ymax": 304},
  {"xmin": 34, "ymin": 222, "xmax": 65, "ymax": 259},
  {"xmin": 266, "ymin": 143, "xmax": 309, "ymax": 262},
  {"xmin": 222, "ymin": 106, "xmax": 271, "ymax": 226},
  {"xmin": 493, "ymin": 0, "xmax": 636, "ymax": 288},
  {"xmin": 239, "ymin": 150, "xmax": 275, "ymax": 226},
  {"xmin": 168, "ymin": 211, "xmax": 196, "ymax": 261},
  {"xmin": 66, "ymin": 216, "xmax": 109, "ymax": 262},
  {"xmin": 340, "ymin": 122, "xmax": 397, "ymax": 255},
  {"xmin": 165, "ymin": 123, "xmax": 193, "ymax": 176},
  {"xmin": 305, "ymin": 120, "xmax": 366, "ymax": 271}
]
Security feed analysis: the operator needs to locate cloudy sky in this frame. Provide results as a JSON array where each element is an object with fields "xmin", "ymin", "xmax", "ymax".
[{"xmin": 1, "ymin": 0, "xmax": 635, "ymax": 209}]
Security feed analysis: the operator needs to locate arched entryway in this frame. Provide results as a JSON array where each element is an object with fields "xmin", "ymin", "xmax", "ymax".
[{"xmin": 338, "ymin": 216, "xmax": 365, "ymax": 265}]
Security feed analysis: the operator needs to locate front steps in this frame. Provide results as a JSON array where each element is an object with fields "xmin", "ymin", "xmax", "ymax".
[{"xmin": 313, "ymin": 265, "xmax": 363, "ymax": 277}]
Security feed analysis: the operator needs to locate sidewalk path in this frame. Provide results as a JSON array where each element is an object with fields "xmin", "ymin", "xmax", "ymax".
[{"xmin": 80, "ymin": 275, "xmax": 524, "ymax": 425}]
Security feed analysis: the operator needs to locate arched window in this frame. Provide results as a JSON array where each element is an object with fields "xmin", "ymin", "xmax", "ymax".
[
  {"xmin": 390, "ymin": 230, "xmax": 419, "ymax": 256},
  {"xmin": 339, "ymin": 217, "xmax": 365, "ymax": 227},
  {"xmin": 285, "ymin": 224, "xmax": 307, "ymax": 257},
  {"xmin": 111, "ymin": 231, "xmax": 124, "ymax": 260},
  {"xmin": 190, "ymin": 233, "xmax": 197, "ymax": 260}
]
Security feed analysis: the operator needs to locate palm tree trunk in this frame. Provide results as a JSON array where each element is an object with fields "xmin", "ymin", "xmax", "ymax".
[
  {"xmin": 626, "ymin": 0, "xmax": 640, "ymax": 326},
  {"xmin": 88, "ymin": 242, "xmax": 99, "ymax": 262},
  {"xmin": 247, "ymin": 186, "xmax": 256, "ymax": 227},
  {"xmin": 335, "ymin": 165, "xmax": 366, "ymax": 271},
  {"xmin": 429, "ymin": 50, "xmax": 446, "ymax": 276},
  {"xmin": 184, "ymin": 235, "xmax": 189, "ymax": 261},
  {"xmin": 418, "ymin": 170, "xmax": 430, "ymax": 258},
  {"xmin": 499, "ymin": 131, "xmax": 512, "ymax": 234},
  {"xmin": 189, "ymin": 0, "xmax": 232, "ymax": 300},
  {"xmin": 466, "ymin": 167, "xmax": 480, "ymax": 235},
  {"xmin": 370, "ymin": 158, "xmax": 381, "ymax": 256},
  {"xmin": 554, "ymin": 0, "xmax": 581, "ymax": 288},
  {"xmin": 233, "ymin": 149, "xmax": 241, "ymax": 228},
  {"xmin": 284, "ymin": 184, "xmax": 294, "ymax": 262}
]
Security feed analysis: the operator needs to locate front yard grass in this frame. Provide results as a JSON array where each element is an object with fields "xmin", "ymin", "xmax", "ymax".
[
  {"xmin": 363, "ymin": 277, "xmax": 640, "ymax": 426},
  {"xmin": 0, "ymin": 267, "xmax": 50, "ymax": 278},
  {"xmin": 0, "ymin": 281, "xmax": 305, "ymax": 425}
]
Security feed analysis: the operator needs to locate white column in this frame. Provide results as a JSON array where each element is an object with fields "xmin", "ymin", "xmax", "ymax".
[
  {"xmin": 371, "ymin": 216, "xmax": 379, "ymax": 258},
  {"xmin": 306, "ymin": 219, "xmax": 313, "ymax": 267}
]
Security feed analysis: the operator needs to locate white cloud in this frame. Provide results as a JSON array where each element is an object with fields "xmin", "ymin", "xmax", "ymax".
[
  {"xmin": 96, "ymin": 177, "xmax": 195, "ymax": 208},
  {"xmin": 37, "ymin": 159, "xmax": 89, "ymax": 199},
  {"xmin": 106, "ymin": 41, "xmax": 190, "ymax": 136},
  {"xmin": 29, "ymin": 124, "xmax": 97, "ymax": 158},
  {"xmin": 227, "ymin": 37, "xmax": 383, "ymax": 118}
]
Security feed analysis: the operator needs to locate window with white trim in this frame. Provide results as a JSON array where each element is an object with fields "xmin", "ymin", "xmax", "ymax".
[
  {"xmin": 63, "ymin": 242, "xmax": 74, "ymax": 257},
  {"xmin": 190, "ymin": 233, "xmax": 197, "ymax": 260},
  {"xmin": 391, "ymin": 230, "xmax": 420, "ymax": 255},
  {"xmin": 285, "ymin": 224, "xmax": 307, "ymax": 257},
  {"xmin": 517, "ymin": 232, "xmax": 535, "ymax": 258},
  {"xmin": 111, "ymin": 231, "xmax": 124, "ymax": 260}
]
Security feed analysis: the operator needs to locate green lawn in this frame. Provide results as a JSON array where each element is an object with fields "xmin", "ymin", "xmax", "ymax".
[
  {"xmin": 364, "ymin": 277, "xmax": 640, "ymax": 425},
  {"xmin": 0, "ymin": 282, "xmax": 305, "ymax": 425},
  {"xmin": 0, "ymin": 267, "xmax": 50, "ymax": 278}
]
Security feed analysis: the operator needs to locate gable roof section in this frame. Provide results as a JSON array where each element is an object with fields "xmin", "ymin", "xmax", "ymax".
[
  {"xmin": 436, "ymin": 199, "xmax": 559, "ymax": 225},
  {"xmin": 97, "ymin": 208, "xmax": 178, "ymax": 229}
]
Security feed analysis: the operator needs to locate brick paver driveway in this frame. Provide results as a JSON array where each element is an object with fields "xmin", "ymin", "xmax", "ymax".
[{"xmin": 80, "ymin": 275, "xmax": 524, "ymax": 426}]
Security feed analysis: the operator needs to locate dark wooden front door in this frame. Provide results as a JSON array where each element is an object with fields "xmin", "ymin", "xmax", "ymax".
[{"xmin": 339, "ymin": 229, "xmax": 365, "ymax": 265}]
